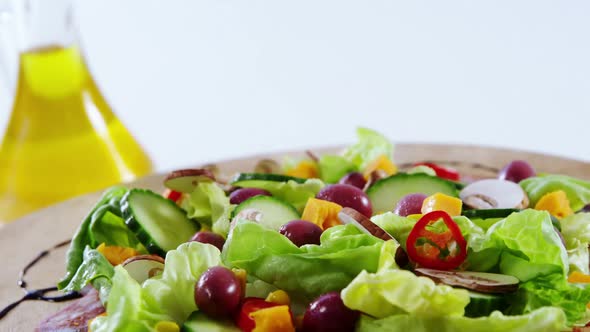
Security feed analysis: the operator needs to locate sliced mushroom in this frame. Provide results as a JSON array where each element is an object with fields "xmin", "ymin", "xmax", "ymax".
[
  {"xmin": 338, "ymin": 207, "xmax": 408, "ymax": 267},
  {"xmin": 460, "ymin": 179, "xmax": 529, "ymax": 209},
  {"xmin": 122, "ymin": 255, "xmax": 165, "ymax": 284},
  {"xmin": 414, "ymin": 268, "xmax": 519, "ymax": 294},
  {"xmin": 254, "ymin": 159, "xmax": 281, "ymax": 174},
  {"xmin": 164, "ymin": 168, "xmax": 216, "ymax": 193}
]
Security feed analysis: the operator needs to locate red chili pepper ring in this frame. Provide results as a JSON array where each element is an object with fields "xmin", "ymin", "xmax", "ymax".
[{"xmin": 406, "ymin": 210, "xmax": 467, "ymax": 270}]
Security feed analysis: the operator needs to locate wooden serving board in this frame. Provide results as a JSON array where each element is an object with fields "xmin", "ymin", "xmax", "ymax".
[{"xmin": 1, "ymin": 144, "xmax": 588, "ymax": 331}]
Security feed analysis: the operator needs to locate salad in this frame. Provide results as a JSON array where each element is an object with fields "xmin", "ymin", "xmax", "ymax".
[{"xmin": 53, "ymin": 128, "xmax": 590, "ymax": 332}]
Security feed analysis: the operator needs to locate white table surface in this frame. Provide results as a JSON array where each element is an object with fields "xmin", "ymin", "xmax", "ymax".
[{"xmin": 1, "ymin": 0, "xmax": 589, "ymax": 172}]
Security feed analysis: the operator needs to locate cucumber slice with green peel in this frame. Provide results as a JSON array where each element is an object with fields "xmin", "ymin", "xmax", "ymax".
[
  {"xmin": 464, "ymin": 291, "xmax": 507, "ymax": 318},
  {"xmin": 366, "ymin": 173, "xmax": 459, "ymax": 215},
  {"xmin": 182, "ymin": 312, "xmax": 240, "ymax": 332},
  {"xmin": 231, "ymin": 173, "xmax": 308, "ymax": 186},
  {"xmin": 462, "ymin": 208, "xmax": 520, "ymax": 220},
  {"xmin": 121, "ymin": 189, "xmax": 200, "ymax": 256},
  {"xmin": 232, "ymin": 196, "xmax": 300, "ymax": 231}
]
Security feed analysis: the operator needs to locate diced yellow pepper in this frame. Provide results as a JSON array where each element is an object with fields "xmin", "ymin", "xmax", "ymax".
[
  {"xmin": 301, "ymin": 198, "xmax": 343, "ymax": 230},
  {"xmin": 250, "ymin": 305, "xmax": 295, "ymax": 332},
  {"xmin": 265, "ymin": 290, "xmax": 291, "ymax": 305},
  {"xmin": 534, "ymin": 190, "xmax": 573, "ymax": 220},
  {"xmin": 96, "ymin": 243, "xmax": 140, "ymax": 266},
  {"xmin": 285, "ymin": 160, "xmax": 318, "ymax": 179},
  {"xmin": 363, "ymin": 155, "xmax": 398, "ymax": 179},
  {"xmin": 568, "ymin": 271, "xmax": 590, "ymax": 284},
  {"xmin": 155, "ymin": 321, "xmax": 180, "ymax": 332},
  {"xmin": 421, "ymin": 193, "xmax": 463, "ymax": 216}
]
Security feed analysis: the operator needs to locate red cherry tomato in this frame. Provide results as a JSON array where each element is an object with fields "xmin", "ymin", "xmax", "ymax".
[
  {"xmin": 163, "ymin": 189, "xmax": 182, "ymax": 203},
  {"xmin": 414, "ymin": 162, "xmax": 460, "ymax": 181},
  {"xmin": 235, "ymin": 298, "xmax": 281, "ymax": 332}
]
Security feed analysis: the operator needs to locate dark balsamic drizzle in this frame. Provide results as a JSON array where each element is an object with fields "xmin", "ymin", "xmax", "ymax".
[{"xmin": 0, "ymin": 239, "xmax": 82, "ymax": 319}]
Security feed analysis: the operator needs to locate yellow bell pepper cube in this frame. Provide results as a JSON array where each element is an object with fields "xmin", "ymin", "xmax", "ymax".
[
  {"xmin": 285, "ymin": 160, "xmax": 318, "ymax": 179},
  {"xmin": 251, "ymin": 305, "xmax": 295, "ymax": 332},
  {"xmin": 568, "ymin": 271, "xmax": 590, "ymax": 284},
  {"xmin": 363, "ymin": 155, "xmax": 398, "ymax": 179},
  {"xmin": 421, "ymin": 193, "xmax": 463, "ymax": 216},
  {"xmin": 265, "ymin": 290, "xmax": 291, "ymax": 305},
  {"xmin": 301, "ymin": 198, "xmax": 343, "ymax": 230},
  {"xmin": 155, "ymin": 321, "xmax": 180, "ymax": 332},
  {"xmin": 96, "ymin": 243, "xmax": 140, "ymax": 266},
  {"xmin": 534, "ymin": 190, "xmax": 573, "ymax": 220}
]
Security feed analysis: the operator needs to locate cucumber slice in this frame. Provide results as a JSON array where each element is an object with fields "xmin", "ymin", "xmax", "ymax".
[
  {"xmin": 464, "ymin": 291, "xmax": 507, "ymax": 318},
  {"xmin": 366, "ymin": 173, "xmax": 459, "ymax": 215},
  {"xmin": 121, "ymin": 189, "xmax": 200, "ymax": 256},
  {"xmin": 462, "ymin": 208, "xmax": 520, "ymax": 220},
  {"xmin": 231, "ymin": 173, "xmax": 308, "ymax": 187},
  {"xmin": 232, "ymin": 196, "xmax": 300, "ymax": 231},
  {"xmin": 182, "ymin": 312, "xmax": 240, "ymax": 332}
]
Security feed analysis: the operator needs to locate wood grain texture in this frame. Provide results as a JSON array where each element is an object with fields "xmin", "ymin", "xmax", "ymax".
[{"xmin": 0, "ymin": 144, "xmax": 588, "ymax": 331}]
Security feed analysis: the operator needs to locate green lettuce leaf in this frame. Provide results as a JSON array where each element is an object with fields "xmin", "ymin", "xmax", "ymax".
[
  {"xmin": 181, "ymin": 182, "xmax": 235, "ymax": 237},
  {"xmin": 560, "ymin": 213, "xmax": 590, "ymax": 274},
  {"xmin": 58, "ymin": 186, "xmax": 129, "ymax": 289},
  {"xmin": 520, "ymin": 174, "xmax": 590, "ymax": 211},
  {"xmin": 61, "ymin": 246, "xmax": 114, "ymax": 303},
  {"xmin": 230, "ymin": 178, "xmax": 324, "ymax": 211},
  {"xmin": 341, "ymin": 269, "xmax": 470, "ymax": 319},
  {"xmin": 142, "ymin": 242, "xmax": 222, "ymax": 323},
  {"xmin": 222, "ymin": 221, "xmax": 388, "ymax": 301},
  {"xmin": 342, "ymin": 127, "xmax": 394, "ymax": 170},
  {"xmin": 507, "ymin": 274, "xmax": 590, "ymax": 325},
  {"xmin": 90, "ymin": 266, "xmax": 160, "ymax": 332},
  {"xmin": 89, "ymin": 210, "xmax": 144, "ymax": 251},
  {"xmin": 318, "ymin": 155, "xmax": 357, "ymax": 183},
  {"xmin": 357, "ymin": 307, "xmax": 566, "ymax": 332},
  {"xmin": 467, "ymin": 209, "xmax": 568, "ymax": 281},
  {"xmin": 91, "ymin": 242, "xmax": 221, "ymax": 331}
]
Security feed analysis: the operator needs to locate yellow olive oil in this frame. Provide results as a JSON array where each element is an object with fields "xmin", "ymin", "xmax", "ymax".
[{"xmin": 0, "ymin": 46, "xmax": 153, "ymax": 222}]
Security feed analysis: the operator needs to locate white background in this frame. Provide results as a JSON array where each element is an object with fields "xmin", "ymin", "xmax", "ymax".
[{"xmin": 1, "ymin": 0, "xmax": 589, "ymax": 172}]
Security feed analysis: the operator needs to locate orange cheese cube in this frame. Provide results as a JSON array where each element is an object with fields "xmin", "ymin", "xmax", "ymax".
[
  {"xmin": 301, "ymin": 198, "xmax": 343, "ymax": 230},
  {"xmin": 285, "ymin": 161, "xmax": 318, "ymax": 179},
  {"xmin": 534, "ymin": 190, "xmax": 573, "ymax": 220},
  {"xmin": 96, "ymin": 243, "xmax": 140, "ymax": 266},
  {"xmin": 421, "ymin": 193, "xmax": 463, "ymax": 216},
  {"xmin": 250, "ymin": 305, "xmax": 295, "ymax": 332},
  {"xmin": 363, "ymin": 155, "xmax": 398, "ymax": 179}
]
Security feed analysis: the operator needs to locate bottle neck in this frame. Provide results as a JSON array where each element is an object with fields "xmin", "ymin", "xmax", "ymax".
[{"xmin": 16, "ymin": 0, "xmax": 78, "ymax": 53}]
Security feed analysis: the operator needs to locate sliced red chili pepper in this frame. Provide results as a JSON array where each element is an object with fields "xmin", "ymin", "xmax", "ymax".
[
  {"xmin": 414, "ymin": 162, "xmax": 460, "ymax": 181},
  {"xmin": 406, "ymin": 210, "xmax": 467, "ymax": 270},
  {"xmin": 163, "ymin": 189, "xmax": 182, "ymax": 203},
  {"xmin": 235, "ymin": 298, "xmax": 281, "ymax": 332}
]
